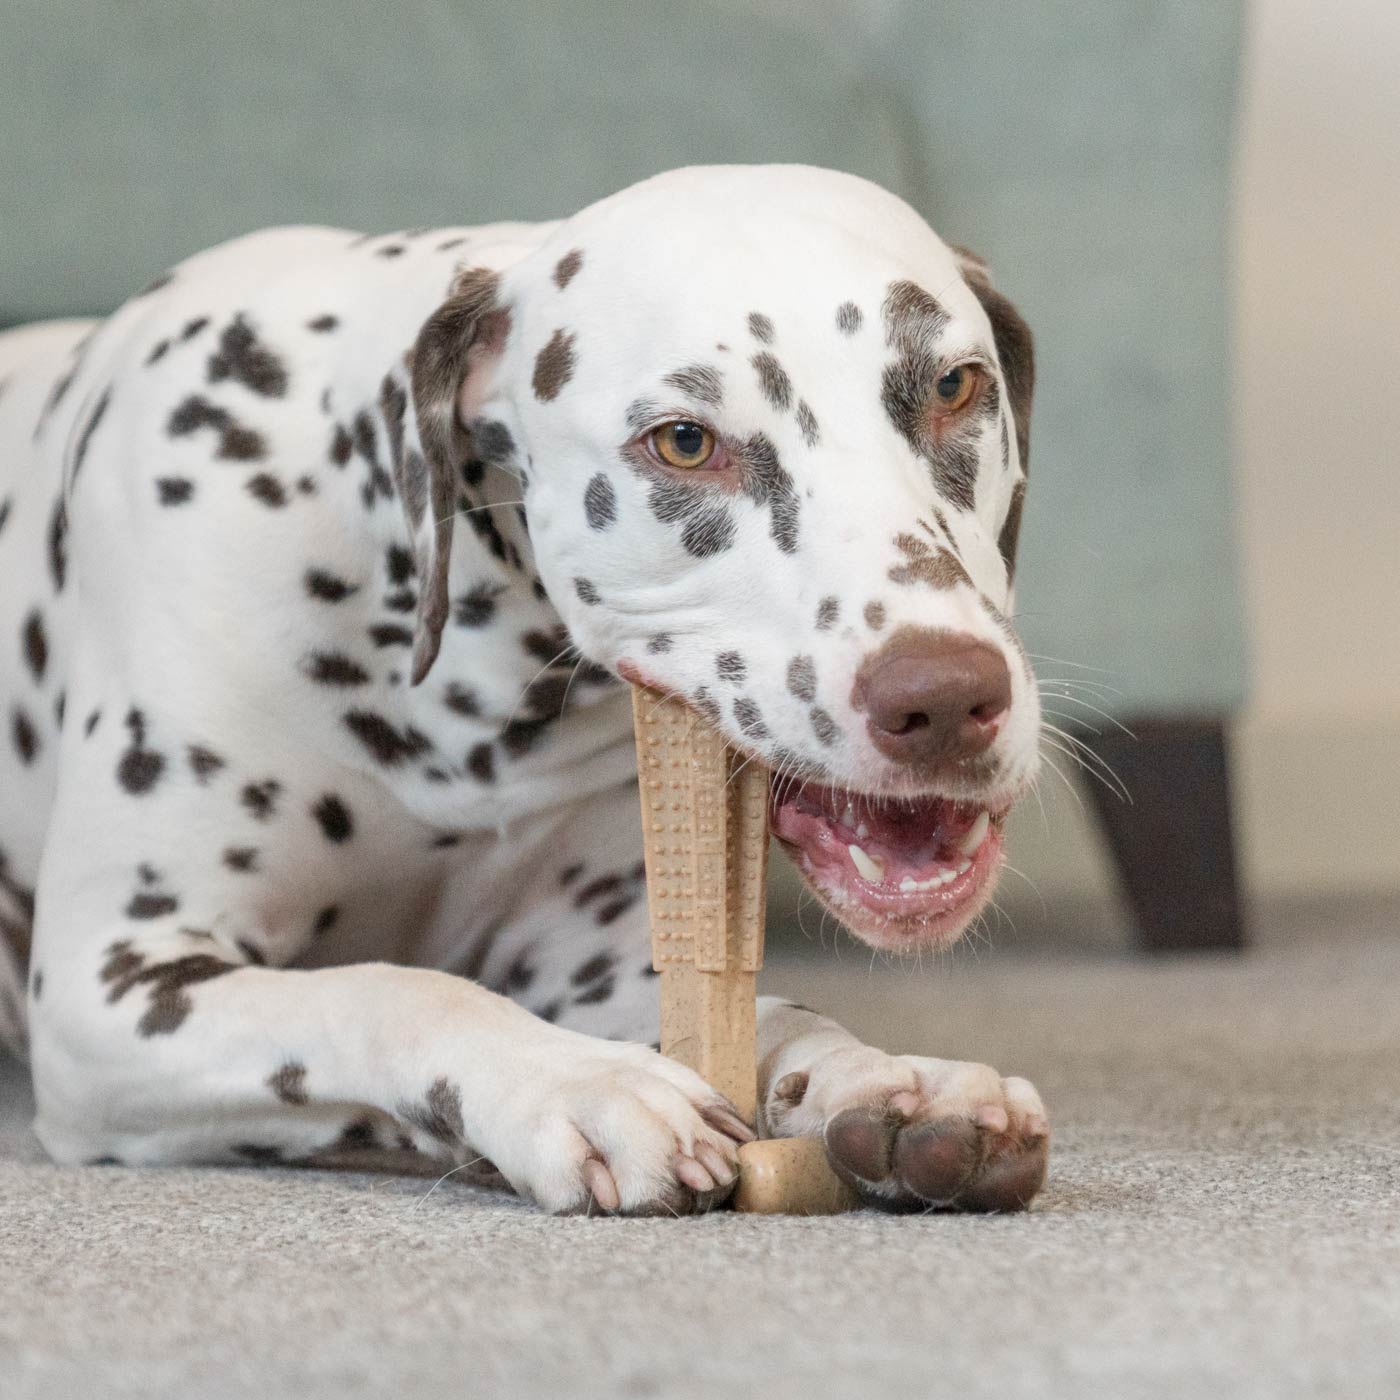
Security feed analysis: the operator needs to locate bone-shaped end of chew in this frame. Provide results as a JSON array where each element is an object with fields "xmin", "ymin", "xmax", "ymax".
[{"xmin": 734, "ymin": 1138, "xmax": 862, "ymax": 1215}]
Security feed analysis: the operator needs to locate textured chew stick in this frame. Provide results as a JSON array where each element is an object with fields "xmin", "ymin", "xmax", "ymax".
[
  {"xmin": 632, "ymin": 683, "xmax": 766, "ymax": 1119},
  {"xmin": 631, "ymin": 683, "xmax": 858, "ymax": 1214}
]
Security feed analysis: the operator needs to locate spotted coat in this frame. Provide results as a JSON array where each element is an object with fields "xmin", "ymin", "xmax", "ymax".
[{"xmin": 0, "ymin": 167, "xmax": 1046, "ymax": 1216}]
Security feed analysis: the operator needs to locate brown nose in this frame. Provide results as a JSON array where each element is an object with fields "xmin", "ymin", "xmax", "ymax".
[{"xmin": 854, "ymin": 628, "xmax": 1012, "ymax": 769}]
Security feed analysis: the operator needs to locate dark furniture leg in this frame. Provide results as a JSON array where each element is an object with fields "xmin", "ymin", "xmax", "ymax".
[{"xmin": 1079, "ymin": 717, "xmax": 1247, "ymax": 954}]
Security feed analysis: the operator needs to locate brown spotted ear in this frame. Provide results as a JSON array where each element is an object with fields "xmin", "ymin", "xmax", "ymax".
[
  {"xmin": 406, "ymin": 268, "xmax": 509, "ymax": 684},
  {"xmin": 952, "ymin": 245, "xmax": 1035, "ymax": 580}
]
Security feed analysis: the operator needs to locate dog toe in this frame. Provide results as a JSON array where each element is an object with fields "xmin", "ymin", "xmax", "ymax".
[
  {"xmin": 891, "ymin": 1117, "xmax": 983, "ymax": 1204},
  {"xmin": 823, "ymin": 1105, "xmax": 896, "ymax": 1186}
]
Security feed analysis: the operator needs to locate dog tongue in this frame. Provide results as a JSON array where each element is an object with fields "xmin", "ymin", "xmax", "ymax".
[{"xmin": 784, "ymin": 785, "xmax": 980, "ymax": 866}]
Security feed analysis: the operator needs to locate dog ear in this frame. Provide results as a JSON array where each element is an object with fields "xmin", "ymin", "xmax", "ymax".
[
  {"xmin": 405, "ymin": 268, "xmax": 510, "ymax": 684},
  {"xmin": 952, "ymin": 245, "xmax": 1035, "ymax": 580}
]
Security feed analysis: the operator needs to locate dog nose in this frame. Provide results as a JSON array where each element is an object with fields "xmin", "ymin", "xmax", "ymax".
[{"xmin": 854, "ymin": 629, "xmax": 1011, "ymax": 768}]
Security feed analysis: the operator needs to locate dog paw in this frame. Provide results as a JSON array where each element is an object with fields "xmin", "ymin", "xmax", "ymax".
[
  {"xmin": 490, "ymin": 1038, "xmax": 754, "ymax": 1216},
  {"xmin": 764, "ymin": 1045, "xmax": 1048, "ymax": 1212}
]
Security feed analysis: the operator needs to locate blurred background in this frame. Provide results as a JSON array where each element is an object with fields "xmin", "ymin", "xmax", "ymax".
[{"xmin": 2, "ymin": 0, "xmax": 1396, "ymax": 955}]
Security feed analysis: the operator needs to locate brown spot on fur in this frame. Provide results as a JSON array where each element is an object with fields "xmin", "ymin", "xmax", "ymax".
[
  {"xmin": 125, "ymin": 891, "xmax": 178, "ymax": 920},
  {"xmin": 751, "ymin": 352, "xmax": 792, "ymax": 412},
  {"xmin": 532, "ymin": 329, "xmax": 577, "ymax": 402},
  {"xmin": 734, "ymin": 431, "xmax": 800, "ymax": 553},
  {"xmin": 733, "ymin": 697, "xmax": 768, "ymax": 739},
  {"xmin": 269, "ymin": 1061, "xmax": 308, "ymax": 1105},
  {"xmin": 888, "ymin": 532, "xmax": 972, "ymax": 590},
  {"xmin": 400, "ymin": 1075, "xmax": 465, "ymax": 1145},
  {"xmin": 553, "ymin": 249, "xmax": 584, "ymax": 289},
  {"xmin": 70, "ymin": 389, "xmax": 111, "ymax": 481},
  {"xmin": 22, "ymin": 611, "xmax": 47, "ymax": 683},
  {"xmin": 12, "ymin": 708, "xmax": 39, "ymax": 765},
  {"xmin": 864, "ymin": 601, "xmax": 886, "ymax": 630},
  {"xmin": 998, "ymin": 479, "xmax": 1027, "ymax": 581},
  {"xmin": 810, "ymin": 707, "xmax": 839, "ymax": 745},
  {"xmin": 207, "ymin": 314, "xmax": 288, "ymax": 397},
  {"xmin": 663, "ymin": 364, "xmax": 723, "ymax": 407},
  {"xmin": 883, "ymin": 281, "xmax": 948, "ymax": 341},
  {"xmin": 786, "ymin": 656, "xmax": 817, "ymax": 702},
  {"xmin": 878, "ymin": 281, "xmax": 979, "ymax": 507},
  {"xmin": 101, "ymin": 942, "xmax": 237, "ymax": 1036},
  {"xmin": 342, "ymin": 711, "xmax": 432, "ymax": 766}
]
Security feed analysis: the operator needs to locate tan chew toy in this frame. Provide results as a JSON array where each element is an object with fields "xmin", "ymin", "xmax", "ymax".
[{"xmin": 631, "ymin": 684, "xmax": 859, "ymax": 1215}]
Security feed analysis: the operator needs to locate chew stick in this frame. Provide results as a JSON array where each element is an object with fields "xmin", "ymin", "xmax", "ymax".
[{"xmin": 631, "ymin": 684, "xmax": 858, "ymax": 1215}]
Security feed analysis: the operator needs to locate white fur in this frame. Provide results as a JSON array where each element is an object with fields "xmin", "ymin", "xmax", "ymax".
[{"xmin": 0, "ymin": 166, "xmax": 1045, "ymax": 1212}]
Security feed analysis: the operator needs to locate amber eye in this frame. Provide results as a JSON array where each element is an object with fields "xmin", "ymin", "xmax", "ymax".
[
  {"xmin": 932, "ymin": 364, "xmax": 979, "ymax": 414},
  {"xmin": 651, "ymin": 420, "xmax": 716, "ymax": 469}
]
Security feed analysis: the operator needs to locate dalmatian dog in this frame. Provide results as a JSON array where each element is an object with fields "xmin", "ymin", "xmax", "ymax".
[{"xmin": 0, "ymin": 164, "xmax": 1048, "ymax": 1214}]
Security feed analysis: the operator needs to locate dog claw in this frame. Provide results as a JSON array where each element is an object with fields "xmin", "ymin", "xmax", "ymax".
[
  {"xmin": 974, "ymin": 1103, "xmax": 1009, "ymax": 1134},
  {"xmin": 692, "ymin": 1140, "xmax": 736, "ymax": 1186},
  {"xmin": 887, "ymin": 1090, "xmax": 922, "ymax": 1119},
  {"xmin": 674, "ymin": 1154, "xmax": 717, "ymax": 1193},
  {"xmin": 581, "ymin": 1157, "xmax": 620, "ymax": 1213},
  {"xmin": 701, "ymin": 1103, "xmax": 756, "ymax": 1144}
]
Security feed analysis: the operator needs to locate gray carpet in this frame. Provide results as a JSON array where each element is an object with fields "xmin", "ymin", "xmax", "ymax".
[{"xmin": 3, "ymin": 896, "xmax": 1398, "ymax": 1400}]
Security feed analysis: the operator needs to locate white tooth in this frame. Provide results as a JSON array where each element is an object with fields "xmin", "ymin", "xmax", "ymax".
[
  {"xmin": 899, "ymin": 876, "xmax": 917, "ymax": 893},
  {"xmin": 843, "ymin": 802, "xmax": 856, "ymax": 828},
  {"xmin": 956, "ymin": 859, "xmax": 972, "ymax": 875},
  {"xmin": 957, "ymin": 811, "xmax": 990, "ymax": 855},
  {"xmin": 939, "ymin": 868, "xmax": 959, "ymax": 885},
  {"xmin": 848, "ymin": 844, "xmax": 885, "ymax": 882},
  {"xmin": 856, "ymin": 821, "xmax": 870, "ymax": 840}
]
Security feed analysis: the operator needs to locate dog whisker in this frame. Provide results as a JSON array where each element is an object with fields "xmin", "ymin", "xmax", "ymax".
[
  {"xmin": 1026, "ymin": 652, "xmax": 1121, "ymax": 676},
  {"xmin": 1038, "ymin": 690, "xmax": 1135, "ymax": 735},
  {"xmin": 1034, "ymin": 744, "xmax": 1087, "ymax": 814},
  {"xmin": 431, "ymin": 499, "xmax": 527, "ymax": 530},
  {"xmin": 500, "ymin": 640, "xmax": 580, "ymax": 734},
  {"xmin": 997, "ymin": 861, "xmax": 1046, "ymax": 916},
  {"xmin": 1040, "ymin": 723, "xmax": 1131, "ymax": 803},
  {"xmin": 411, "ymin": 1155, "xmax": 488, "ymax": 1209}
]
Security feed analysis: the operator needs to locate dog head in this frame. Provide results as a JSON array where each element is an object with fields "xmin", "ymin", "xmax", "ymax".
[{"xmin": 411, "ymin": 165, "xmax": 1037, "ymax": 952}]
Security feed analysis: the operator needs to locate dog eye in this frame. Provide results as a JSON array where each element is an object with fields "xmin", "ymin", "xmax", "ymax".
[
  {"xmin": 932, "ymin": 365, "xmax": 980, "ymax": 415},
  {"xmin": 650, "ymin": 420, "xmax": 717, "ymax": 469}
]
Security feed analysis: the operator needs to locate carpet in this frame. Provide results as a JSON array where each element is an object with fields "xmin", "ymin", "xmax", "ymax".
[{"xmin": 2, "ymin": 895, "xmax": 1397, "ymax": 1400}]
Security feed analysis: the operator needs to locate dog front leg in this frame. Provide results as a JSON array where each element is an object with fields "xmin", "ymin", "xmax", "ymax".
[
  {"xmin": 30, "ymin": 944, "xmax": 751, "ymax": 1214},
  {"xmin": 754, "ymin": 996, "xmax": 1050, "ymax": 1211}
]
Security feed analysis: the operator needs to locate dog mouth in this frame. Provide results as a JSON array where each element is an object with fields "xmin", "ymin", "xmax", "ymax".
[{"xmin": 770, "ymin": 782, "xmax": 1006, "ymax": 951}]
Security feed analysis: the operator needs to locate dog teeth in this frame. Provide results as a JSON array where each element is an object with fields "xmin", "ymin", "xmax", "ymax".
[
  {"xmin": 847, "ymin": 844, "xmax": 885, "ymax": 882},
  {"xmin": 956, "ymin": 858, "xmax": 972, "ymax": 875},
  {"xmin": 897, "ymin": 868, "xmax": 962, "ymax": 893},
  {"xmin": 856, "ymin": 821, "xmax": 870, "ymax": 840},
  {"xmin": 957, "ymin": 810, "xmax": 990, "ymax": 856},
  {"xmin": 842, "ymin": 802, "xmax": 857, "ymax": 828}
]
